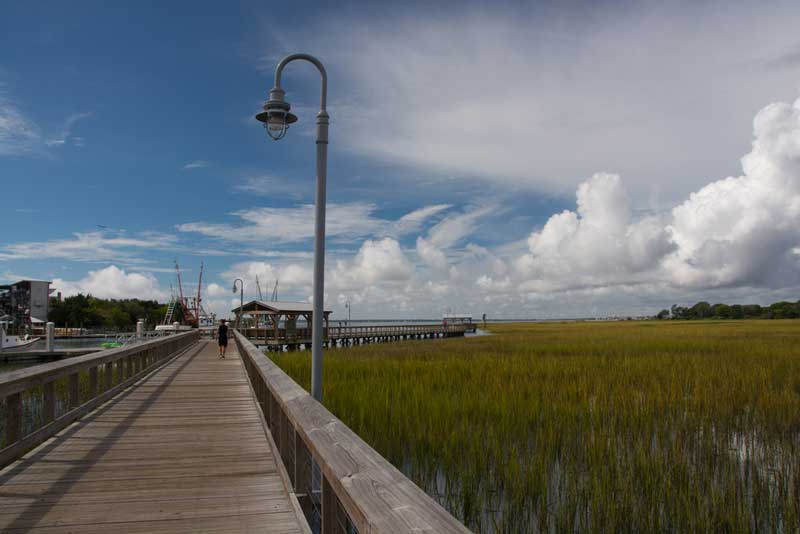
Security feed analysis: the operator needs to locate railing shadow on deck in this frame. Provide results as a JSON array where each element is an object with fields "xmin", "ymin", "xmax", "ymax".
[
  {"xmin": 0, "ymin": 340, "xmax": 204, "ymax": 530},
  {"xmin": 234, "ymin": 330, "xmax": 471, "ymax": 534},
  {"xmin": 0, "ymin": 331, "xmax": 200, "ymax": 467}
]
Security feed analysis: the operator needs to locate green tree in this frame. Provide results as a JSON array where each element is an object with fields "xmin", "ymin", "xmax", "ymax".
[
  {"xmin": 49, "ymin": 294, "xmax": 170, "ymax": 331},
  {"xmin": 688, "ymin": 301, "xmax": 712, "ymax": 319},
  {"xmin": 742, "ymin": 304, "xmax": 763, "ymax": 318},
  {"xmin": 711, "ymin": 303, "xmax": 732, "ymax": 318},
  {"xmin": 670, "ymin": 305, "xmax": 687, "ymax": 320}
]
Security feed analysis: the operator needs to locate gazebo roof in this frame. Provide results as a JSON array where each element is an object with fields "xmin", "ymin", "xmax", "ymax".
[{"xmin": 232, "ymin": 300, "xmax": 332, "ymax": 315}]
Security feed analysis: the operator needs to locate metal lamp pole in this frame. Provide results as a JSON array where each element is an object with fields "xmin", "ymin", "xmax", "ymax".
[
  {"xmin": 256, "ymin": 53, "xmax": 328, "ymax": 402},
  {"xmin": 345, "ymin": 300, "xmax": 351, "ymax": 323},
  {"xmin": 232, "ymin": 278, "xmax": 244, "ymax": 329}
]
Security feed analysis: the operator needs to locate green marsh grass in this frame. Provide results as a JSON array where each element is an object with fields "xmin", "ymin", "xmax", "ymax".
[{"xmin": 272, "ymin": 320, "xmax": 800, "ymax": 532}]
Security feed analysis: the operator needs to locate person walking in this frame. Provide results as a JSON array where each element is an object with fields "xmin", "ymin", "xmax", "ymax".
[{"xmin": 218, "ymin": 319, "xmax": 228, "ymax": 359}]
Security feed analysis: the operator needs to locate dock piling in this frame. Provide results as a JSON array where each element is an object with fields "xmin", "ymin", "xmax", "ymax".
[{"xmin": 46, "ymin": 322, "xmax": 54, "ymax": 352}]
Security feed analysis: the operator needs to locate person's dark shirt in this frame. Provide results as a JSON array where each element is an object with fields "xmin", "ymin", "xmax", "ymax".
[{"xmin": 218, "ymin": 324, "xmax": 228, "ymax": 340}]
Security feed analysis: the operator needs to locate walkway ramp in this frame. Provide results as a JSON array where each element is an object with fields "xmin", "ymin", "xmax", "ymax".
[{"xmin": 0, "ymin": 341, "xmax": 308, "ymax": 533}]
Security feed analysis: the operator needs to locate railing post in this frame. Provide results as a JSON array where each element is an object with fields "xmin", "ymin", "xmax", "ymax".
[
  {"xmin": 69, "ymin": 373, "xmax": 80, "ymax": 409},
  {"xmin": 89, "ymin": 366, "xmax": 98, "ymax": 399},
  {"xmin": 43, "ymin": 381, "xmax": 55, "ymax": 424},
  {"xmin": 322, "ymin": 476, "xmax": 334, "ymax": 534},
  {"xmin": 46, "ymin": 322, "xmax": 55, "ymax": 353},
  {"xmin": 105, "ymin": 361, "xmax": 113, "ymax": 391},
  {"xmin": 295, "ymin": 434, "xmax": 313, "ymax": 519},
  {"xmin": 6, "ymin": 392, "xmax": 22, "ymax": 444}
]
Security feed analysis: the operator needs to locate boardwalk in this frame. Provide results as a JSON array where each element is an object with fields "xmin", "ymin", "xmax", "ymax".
[{"xmin": 0, "ymin": 341, "xmax": 308, "ymax": 533}]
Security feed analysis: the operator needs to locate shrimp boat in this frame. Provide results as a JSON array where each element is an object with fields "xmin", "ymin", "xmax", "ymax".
[{"xmin": 0, "ymin": 322, "xmax": 40, "ymax": 351}]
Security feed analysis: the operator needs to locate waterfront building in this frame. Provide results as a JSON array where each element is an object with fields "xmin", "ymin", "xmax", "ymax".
[{"xmin": 0, "ymin": 279, "xmax": 54, "ymax": 333}]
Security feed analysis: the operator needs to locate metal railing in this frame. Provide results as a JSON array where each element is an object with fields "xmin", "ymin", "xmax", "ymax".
[
  {"xmin": 0, "ymin": 330, "xmax": 199, "ymax": 467},
  {"xmin": 234, "ymin": 330, "xmax": 470, "ymax": 534}
]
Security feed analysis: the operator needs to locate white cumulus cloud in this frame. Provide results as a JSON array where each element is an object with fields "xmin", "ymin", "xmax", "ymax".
[
  {"xmin": 517, "ymin": 173, "xmax": 672, "ymax": 291},
  {"xmin": 53, "ymin": 266, "xmax": 167, "ymax": 301},
  {"xmin": 664, "ymin": 98, "xmax": 800, "ymax": 289},
  {"xmin": 332, "ymin": 238, "xmax": 413, "ymax": 289},
  {"xmin": 206, "ymin": 282, "xmax": 228, "ymax": 297},
  {"xmin": 514, "ymin": 96, "xmax": 800, "ymax": 297}
]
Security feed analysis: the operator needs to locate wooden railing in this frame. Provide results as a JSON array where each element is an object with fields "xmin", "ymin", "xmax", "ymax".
[
  {"xmin": 327, "ymin": 324, "xmax": 467, "ymax": 338},
  {"xmin": 0, "ymin": 330, "xmax": 199, "ymax": 467},
  {"xmin": 234, "ymin": 330, "xmax": 470, "ymax": 534},
  {"xmin": 240, "ymin": 323, "xmax": 468, "ymax": 343},
  {"xmin": 240, "ymin": 327, "xmax": 312, "ymax": 341}
]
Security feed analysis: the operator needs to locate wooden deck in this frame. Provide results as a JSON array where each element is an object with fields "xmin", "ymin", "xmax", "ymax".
[{"xmin": 0, "ymin": 341, "xmax": 308, "ymax": 533}]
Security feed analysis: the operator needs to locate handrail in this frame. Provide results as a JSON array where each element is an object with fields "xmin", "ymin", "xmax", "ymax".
[
  {"xmin": 327, "ymin": 324, "xmax": 467, "ymax": 335},
  {"xmin": 240, "ymin": 323, "xmax": 468, "ymax": 341},
  {"xmin": 234, "ymin": 330, "xmax": 470, "ymax": 533},
  {"xmin": 0, "ymin": 330, "xmax": 200, "ymax": 467}
]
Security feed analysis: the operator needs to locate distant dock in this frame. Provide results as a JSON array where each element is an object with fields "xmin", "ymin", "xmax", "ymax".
[{"xmin": 0, "ymin": 347, "xmax": 104, "ymax": 363}]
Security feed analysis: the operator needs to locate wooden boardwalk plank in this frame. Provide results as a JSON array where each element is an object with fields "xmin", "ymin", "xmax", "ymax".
[{"xmin": 0, "ymin": 341, "xmax": 308, "ymax": 533}]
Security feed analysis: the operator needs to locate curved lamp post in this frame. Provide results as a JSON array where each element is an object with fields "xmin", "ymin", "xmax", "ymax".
[
  {"xmin": 256, "ymin": 53, "xmax": 328, "ymax": 402},
  {"xmin": 232, "ymin": 278, "xmax": 244, "ymax": 330}
]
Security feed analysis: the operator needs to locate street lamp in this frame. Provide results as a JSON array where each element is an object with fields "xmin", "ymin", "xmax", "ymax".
[
  {"xmin": 232, "ymin": 279, "xmax": 244, "ymax": 330},
  {"xmin": 256, "ymin": 53, "xmax": 329, "ymax": 402},
  {"xmin": 345, "ymin": 300, "xmax": 351, "ymax": 324}
]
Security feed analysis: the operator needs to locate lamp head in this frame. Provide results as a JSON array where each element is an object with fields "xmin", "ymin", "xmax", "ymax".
[{"xmin": 255, "ymin": 87, "xmax": 298, "ymax": 141}]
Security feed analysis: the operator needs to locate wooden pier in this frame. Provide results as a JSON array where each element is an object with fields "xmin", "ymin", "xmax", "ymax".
[
  {"xmin": 234, "ymin": 299, "xmax": 468, "ymax": 350},
  {"xmin": 241, "ymin": 323, "xmax": 468, "ymax": 350},
  {"xmin": 0, "ymin": 330, "xmax": 469, "ymax": 533}
]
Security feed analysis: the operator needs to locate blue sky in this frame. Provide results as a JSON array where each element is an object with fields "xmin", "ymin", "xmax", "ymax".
[{"xmin": 2, "ymin": 1, "xmax": 800, "ymax": 319}]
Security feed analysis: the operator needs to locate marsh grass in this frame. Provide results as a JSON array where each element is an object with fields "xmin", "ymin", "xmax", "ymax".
[{"xmin": 272, "ymin": 320, "xmax": 800, "ymax": 532}]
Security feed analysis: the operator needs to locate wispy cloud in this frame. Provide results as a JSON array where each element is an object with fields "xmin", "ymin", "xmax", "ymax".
[
  {"xmin": 182, "ymin": 160, "xmax": 209, "ymax": 170},
  {"xmin": 234, "ymin": 174, "xmax": 307, "ymax": 200},
  {"xmin": 1, "ymin": 86, "xmax": 91, "ymax": 155},
  {"xmin": 44, "ymin": 112, "xmax": 91, "ymax": 147},
  {"xmin": 392, "ymin": 204, "xmax": 451, "ymax": 236},
  {"xmin": 177, "ymin": 202, "xmax": 452, "ymax": 245},
  {"xmin": 246, "ymin": 249, "xmax": 315, "ymax": 259},
  {"xmin": 426, "ymin": 205, "xmax": 497, "ymax": 248},
  {"xmin": 275, "ymin": 2, "xmax": 800, "ymax": 206},
  {"xmin": 0, "ymin": 271, "xmax": 33, "ymax": 284},
  {"xmin": 0, "ymin": 92, "xmax": 41, "ymax": 155},
  {"xmin": 0, "ymin": 230, "xmax": 179, "ymax": 262}
]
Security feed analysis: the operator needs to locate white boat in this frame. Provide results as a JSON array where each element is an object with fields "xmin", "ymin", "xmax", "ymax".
[
  {"xmin": 154, "ymin": 323, "xmax": 193, "ymax": 332},
  {"xmin": 0, "ymin": 331, "xmax": 40, "ymax": 350}
]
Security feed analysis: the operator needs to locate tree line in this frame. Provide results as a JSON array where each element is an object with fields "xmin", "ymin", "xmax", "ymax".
[
  {"xmin": 656, "ymin": 300, "xmax": 800, "ymax": 320},
  {"xmin": 48, "ymin": 294, "xmax": 176, "ymax": 331}
]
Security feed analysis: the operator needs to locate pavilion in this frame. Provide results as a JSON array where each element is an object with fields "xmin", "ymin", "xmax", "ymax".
[{"xmin": 232, "ymin": 300, "xmax": 333, "ymax": 346}]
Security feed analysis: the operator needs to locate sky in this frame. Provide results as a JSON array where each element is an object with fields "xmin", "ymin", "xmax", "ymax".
[{"xmin": 2, "ymin": 0, "xmax": 800, "ymax": 320}]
